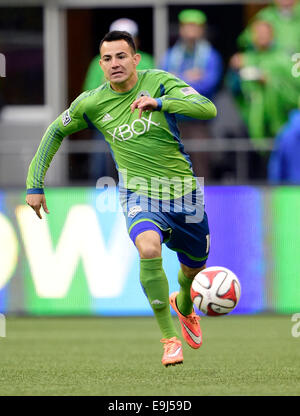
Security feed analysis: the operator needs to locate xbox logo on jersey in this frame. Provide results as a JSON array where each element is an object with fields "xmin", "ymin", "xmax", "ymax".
[{"xmin": 106, "ymin": 112, "xmax": 160, "ymax": 142}]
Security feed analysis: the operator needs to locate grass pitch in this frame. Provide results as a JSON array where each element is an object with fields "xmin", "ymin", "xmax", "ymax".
[{"xmin": 0, "ymin": 315, "xmax": 299, "ymax": 396}]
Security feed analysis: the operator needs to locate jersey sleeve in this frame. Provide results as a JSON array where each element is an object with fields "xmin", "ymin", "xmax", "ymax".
[
  {"xmin": 155, "ymin": 71, "xmax": 217, "ymax": 120},
  {"xmin": 26, "ymin": 92, "xmax": 90, "ymax": 193}
]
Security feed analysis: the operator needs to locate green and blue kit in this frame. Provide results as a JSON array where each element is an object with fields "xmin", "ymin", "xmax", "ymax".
[{"xmin": 26, "ymin": 69, "xmax": 217, "ymax": 267}]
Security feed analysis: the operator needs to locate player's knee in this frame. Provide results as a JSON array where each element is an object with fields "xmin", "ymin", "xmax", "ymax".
[
  {"xmin": 138, "ymin": 243, "xmax": 161, "ymax": 259},
  {"xmin": 135, "ymin": 230, "xmax": 161, "ymax": 259}
]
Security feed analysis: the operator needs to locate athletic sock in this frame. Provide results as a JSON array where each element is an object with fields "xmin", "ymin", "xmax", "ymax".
[
  {"xmin": 176, "ymin": 268, "xmax": 194, "ymax": 316},
  {"xmin": 140, "ymin": 257, "xmax": 178, "ymax": 339}
]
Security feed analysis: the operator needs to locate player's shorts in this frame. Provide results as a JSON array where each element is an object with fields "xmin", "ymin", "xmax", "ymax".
[{"xmin": 120, "ymin": 188, "xmax": 210, "ymax": 268}]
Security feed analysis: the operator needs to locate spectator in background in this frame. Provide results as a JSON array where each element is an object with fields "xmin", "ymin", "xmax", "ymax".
[
  {"xmin": 268, "ymin": 100, "xmax": 300, "ymax": 183},
  {"xmin": 83, "ymin": 18, "xmax": 154, "ymax": 91},
  {"xmin": 227, "ymin": 20, "xmax": 300, "ymax": 142},
  {"xmin": 82, "ymin": 18, "xmax": 154, "ymax": 181},
  {"xmin": 238, "ymin": 0, "xmax": 300, "ymax": 56},
  {"xmin": 160, "ymin": 9, "xmax": 222, "ymax": 101},
  {"xmin": 160, "ymin": 9, "xmax": 222, "ymax": 179}
]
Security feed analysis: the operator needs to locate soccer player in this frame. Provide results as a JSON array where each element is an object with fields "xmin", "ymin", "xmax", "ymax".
[{"xmin": 26, "ymin": 31, "xmax": 217, "ymax": 367}]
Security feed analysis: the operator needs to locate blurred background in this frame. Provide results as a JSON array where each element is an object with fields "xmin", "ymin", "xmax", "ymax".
[{"xmin": 0, "ymin": 0, "xmax": 300, "ymax": 316}]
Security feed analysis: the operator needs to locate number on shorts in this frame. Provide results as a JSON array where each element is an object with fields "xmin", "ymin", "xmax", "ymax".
[{"xmin": 206, "ymin": 234, "xmax": 210, "ymax": 254}]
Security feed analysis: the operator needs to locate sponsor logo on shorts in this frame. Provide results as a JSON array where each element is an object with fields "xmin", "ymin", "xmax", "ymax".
[{"xmin": 128, "ymin": 205, "xmax": 142, "ymax": 218}]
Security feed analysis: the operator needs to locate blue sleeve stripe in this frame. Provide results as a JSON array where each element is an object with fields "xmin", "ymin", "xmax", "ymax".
[
  {"xmin": 27, "ymin": 188, "xmax": 44, "ymax": 194},
  {"xmin": 33, "ymin": 123, "xmax": 57, "ymax": 188},
  {"xmin": 192, "ymin": 97, "xmax": 211, "ymax": 104},
  {"xmin": 35, "ymin": 123, "xmax": 60, "ymax": 188},
  {"xmin": 164, "ymin": 96, "xmax": 210, "ymax": 105},
  {"xmin": 155, "ymin": 98, "xmax": 162, "ymax": 111},
  {"xmin": 160, "ymin": 83, "xmax": 165, "ymax": 96}
]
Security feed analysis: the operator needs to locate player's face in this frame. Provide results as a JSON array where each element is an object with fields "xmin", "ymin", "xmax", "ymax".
[{"xmin": 100, "ymin": 40, "xmax": 140, "ymax": 87}]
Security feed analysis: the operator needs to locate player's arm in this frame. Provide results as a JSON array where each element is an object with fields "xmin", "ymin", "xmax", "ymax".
[
  {"xmin": 131, "ymin": 96, "xmax": 159, "ymax": 118},
  {"xmin": 153, "ymin": 71, "xmax": 217, "ymax": 120},
  {"xmin": 26, "ymin": 93, "xmax": 90, "ymax": 218}
]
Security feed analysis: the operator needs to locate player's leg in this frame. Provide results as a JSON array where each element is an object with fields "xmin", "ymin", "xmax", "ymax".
[
  {"xmin": 166, "ymin": 207, "xmax": 210, "ymax": 349},
  {"xmin": 176, "ymin": 261, "xmax": 206, "ymax": 316},
  {"xmin": 122, "ymin": 190, "xmax": 183, "ymax": 365},
  {"xmin": 135, "ymin": 229, "xmax": 178, "ymax": 340},
  {"xmin": 135, "ymin": 228, "xmax": 183, "ymax": 366},
  {"xmin": 169, "ymin": 257, "xmax": 206, "ymax": 349}
]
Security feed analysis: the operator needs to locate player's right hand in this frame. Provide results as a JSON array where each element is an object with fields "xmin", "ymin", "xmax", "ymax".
[
  {"xmin": 130, "ymin": 96, "xmax": 158, "ymax": 119},
  {"xmin": 26, "ymin": 193, "xmax": 50, "ymax": 219}
]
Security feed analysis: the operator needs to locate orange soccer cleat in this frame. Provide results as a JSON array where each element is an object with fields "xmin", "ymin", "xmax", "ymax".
[
  {"xmin": 160, "ymin": 337, "xmax": 183, "ymax": 367},
  {"xmin": 169, "ymin": 292, "xmax": 202, "ymax": 349}
]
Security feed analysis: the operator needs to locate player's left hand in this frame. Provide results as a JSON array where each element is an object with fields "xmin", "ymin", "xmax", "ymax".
[{"xmin": 130, "ymin": 97, "xmax": 158, "ymax": 119}]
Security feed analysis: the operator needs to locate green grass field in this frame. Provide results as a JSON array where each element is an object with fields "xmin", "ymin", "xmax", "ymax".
[{"xmin": 0, "ymin": 315, "xmax": 299, "ymax": 396}]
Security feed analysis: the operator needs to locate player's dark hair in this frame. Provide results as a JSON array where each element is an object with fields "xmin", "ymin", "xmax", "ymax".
[{"xmin": 99, "ymin": 31, "xmax": 137, "ymax": 55}]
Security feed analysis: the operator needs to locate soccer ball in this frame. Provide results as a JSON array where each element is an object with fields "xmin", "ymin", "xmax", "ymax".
[{"xmin": 190, "ymin": 266, "xmax": 241, "ymax": 316}]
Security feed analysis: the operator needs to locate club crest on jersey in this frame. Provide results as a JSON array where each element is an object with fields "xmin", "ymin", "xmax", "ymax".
[
  {"xmin": 62, "ymin": 109, "xmax": 72, "ymax": 126},
  {"xmin": 137, "ymin": 90, "xmax": 151, "ymax": 99},
  {"xmin": 128, "ymin": 205, "xmax": 142, "ymax": 218}
]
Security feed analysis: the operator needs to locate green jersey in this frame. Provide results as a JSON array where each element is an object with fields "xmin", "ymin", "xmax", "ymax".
[{"xmin": 26, "ymin": 69, "xmax": 217, "ymax": 199}]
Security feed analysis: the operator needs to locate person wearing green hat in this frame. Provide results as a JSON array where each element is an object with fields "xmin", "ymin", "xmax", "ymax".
[
  {"xmin": 160, "ymin": 9, "xmax": 222, "ymax": 100},
  {"xmin": 178, "ymin": 9, "xmax": 207, "ymax": 25},
  {"xmin": 160, "ymin": 9, "xmax": 222, "ymax": 179}
]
